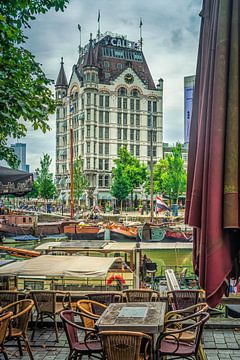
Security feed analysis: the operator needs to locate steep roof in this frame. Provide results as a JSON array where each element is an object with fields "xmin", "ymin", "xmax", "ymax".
[
  {"xmin": 56, "ymin": 57, "xmax": 68, "ymax": 87},
  {"xmin": 76, "ymin": 34, "xmax": 156, "ymax": 90},
  {"xmin": 83, "ymin": 33, "xmax": 98, "ymax": 68}
]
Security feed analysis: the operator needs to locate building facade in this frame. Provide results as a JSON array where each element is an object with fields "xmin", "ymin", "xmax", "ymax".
[
  {"xmin": 55, "ymin": 32, "xmax": 163, "ymax": 204},
  {"xmin": 10, "ymin": 143, "xmax": 29, "ymax": 172},
  {"xmin": 184, "ymin": 75, "xmax": 195, "ymax": 145}
]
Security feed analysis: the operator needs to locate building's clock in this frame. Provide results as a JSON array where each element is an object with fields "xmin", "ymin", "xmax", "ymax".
[{"xmin": 124, "ymin": 73, "xmax": 134, "ymax": 84}]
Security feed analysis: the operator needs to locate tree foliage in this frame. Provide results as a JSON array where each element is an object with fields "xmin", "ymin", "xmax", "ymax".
[
  {"xmin": 145, "ymin": 158, "xmax": 168, "ymax": 195},
  {"xmin": 113, "ymin": 147, "xmax": 148, "ymax": 196},
  {"xmin": 152, "ymin": 143, "xmax": 187, "ymax": 203},
  {"xmin": 0, "ymin": 0, "xmax": 69, "ymax": 167},
  {"xmin": 25, "ymin": 180, "xmax": 39, "ymax": 199},
  {"xmin": 73, "ymin": 156, "xmax": 88, "ymax": 207},
  {"xmin": 111, "ymin": 166, "xmax": 131, "ymax": 202},
  {"xmin": 34, "ymin": 153, "xmax": 56, "ymax": 200}
]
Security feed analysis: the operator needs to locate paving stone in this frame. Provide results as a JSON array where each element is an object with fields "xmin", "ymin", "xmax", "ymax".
[
  {"xmin": 226, "ymin": 342, "xmax": 239, "ymax": 349},
  {"xmin": 204, "ymin": 341, "xmax": 216, "ymax": 348},
  {"xmin": 4, "ymin": 325, "xmax": 240, "ymax": 360}
]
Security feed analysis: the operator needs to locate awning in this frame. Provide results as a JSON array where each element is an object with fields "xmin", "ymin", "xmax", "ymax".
[
  {"xmin": 98, "ymin": 192, "xmax": 112, "ymax": 200},
  {"xmin": 0, "ymin": 166, "xmax": 33, "ymax": 196},
  {"xmin": 0, "ymin": 255, "xmax": 120, "ymax": 279}
]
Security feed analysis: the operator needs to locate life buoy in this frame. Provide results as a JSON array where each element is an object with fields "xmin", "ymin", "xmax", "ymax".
[{"xmin": 106, "ymin": 274, "xmax": 126, "ymax": 285}]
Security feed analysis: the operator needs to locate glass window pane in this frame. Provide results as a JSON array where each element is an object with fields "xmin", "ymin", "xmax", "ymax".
[
  {"xmin": 99, "ymin": 111, "xmax": 104, "ymax": 123},
  {"xmin": 105, "ymin": 111, "xmax": 109, "ymax": 124},
  {"xmin": 117, "ymin": 112, "xmax": 122, "ymax": 124},
  {"xmin": 99, "ymin": 95, "xmax": 104, "ymax": 107}
]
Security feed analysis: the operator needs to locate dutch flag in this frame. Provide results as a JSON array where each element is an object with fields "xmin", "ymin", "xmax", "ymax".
[{"xmin": 155, "ymin": 196, "xmax": 170, "ymax": 213}]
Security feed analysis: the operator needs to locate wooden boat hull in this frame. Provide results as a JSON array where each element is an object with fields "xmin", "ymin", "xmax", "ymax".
[
  {"xmin": 64, "ymin": 225, "xmax": 100, "ymax": 240},
  {"xmin": 138, "ymin": 223, "xmax": 192, "ymax": 242},
  {"xmin": 165, "ymin": 230, "xmax": 192, "ymax": 241},
  {"xmin": 0, "ymin": 221, "xmax": 74, "ymax": 237},
  {"xmin": 97, "ymin": 227, "xmax": 138, "ymax": 242}
]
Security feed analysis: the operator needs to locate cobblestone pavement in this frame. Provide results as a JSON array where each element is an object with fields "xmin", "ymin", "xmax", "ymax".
[{"xmin": 4, "ymin": 326, "xmax": 240, "ymax": 359}]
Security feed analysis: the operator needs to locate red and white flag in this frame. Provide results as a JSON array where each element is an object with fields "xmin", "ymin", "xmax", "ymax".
[{"xmin": 155, "ymin": 196, "xmax": 170, "ymax": 212}]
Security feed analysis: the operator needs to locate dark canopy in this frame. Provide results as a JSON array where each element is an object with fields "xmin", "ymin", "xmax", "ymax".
[
  {"xmin": 185, "ymin": 0, "xmax": 240, "ymax": 307},
  {"xmin": 0, "ymin": 166, "xmax": 33, "ymax": 196}
]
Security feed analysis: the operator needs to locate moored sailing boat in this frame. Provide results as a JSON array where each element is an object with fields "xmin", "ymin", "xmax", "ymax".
[{"xmin": 138, "ymin": 222, "xmax": 192, "ymax": 242}]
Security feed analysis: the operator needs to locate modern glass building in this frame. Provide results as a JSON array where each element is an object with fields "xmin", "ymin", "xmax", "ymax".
[
  {"xmin": 184, "ymin": 75, "xmax": 195, "ymax": 145},
  {"xmin": 10, "ymin": 143, "xmax": 29, "ymax": 172}
]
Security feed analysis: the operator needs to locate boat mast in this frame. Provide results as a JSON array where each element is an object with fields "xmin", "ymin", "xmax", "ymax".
[
  {"xmin": 69, "ymin": 101, "xmax": 74, "ymax": 220},
  {"xmin": 150, "ymin": 102, "xmax": 154, "ymax": 222},
  {"xmin": 70, "ymin": 127, "xmax": 74, "ymax": 219}
]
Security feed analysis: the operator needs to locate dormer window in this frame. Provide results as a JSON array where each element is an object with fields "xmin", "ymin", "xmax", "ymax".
[{"xmin": 104, "ymin": 61, "xmax": 110, "ymax": 68}]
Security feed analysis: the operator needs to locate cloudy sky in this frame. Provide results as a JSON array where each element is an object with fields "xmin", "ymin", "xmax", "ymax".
[{"xmin": 22, "ymin": 0, "xmax": 202, "ymax": 172}]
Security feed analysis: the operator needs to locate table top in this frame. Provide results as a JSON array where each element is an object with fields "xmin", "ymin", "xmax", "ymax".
[{"xmin": 96, "ymin": 301, "xmax": 166, "ymax": 334}]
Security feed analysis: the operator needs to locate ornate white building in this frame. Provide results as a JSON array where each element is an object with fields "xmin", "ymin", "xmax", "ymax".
[{"xmin": 55, "ymin": 32, "xmax": 163, "ymax": 204}]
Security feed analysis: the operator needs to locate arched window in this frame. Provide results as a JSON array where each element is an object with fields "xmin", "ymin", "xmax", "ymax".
[
  {"xmin": 118, "ymin": 87, "xmax": 127, "ymax": 96},
  {"xmin": 130, "ymin": 89, "xmax": 140, "ymax": 97},
  {"xmin": 130, "ymin": 89, "xmax": 140, "ymax": 111},
  {"xmin": 117, "ymin": 87, "xmax": 127, "ymax": 109}
]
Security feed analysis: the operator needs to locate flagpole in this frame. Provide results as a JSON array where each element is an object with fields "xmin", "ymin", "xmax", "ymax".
[
  {"xmin": 139, "ymin": 18, "xmax": 143, "ymax": 50},
  {"xmin": 78, "ymin": 24, "xmax": 82, "ymax": 54},
  {"xmin": 70, "ymin": 127, "xmax": 74, "ymax": 219},
  {"xmin": 97, "ymin": 10, "xmax": 101, "ymax": 39},
  {"xmin": 69, "ymin": 103, "xmax": 74, "ymax": 220}
]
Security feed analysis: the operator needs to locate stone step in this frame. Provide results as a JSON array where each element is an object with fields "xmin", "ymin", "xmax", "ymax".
[{"xmin": 206, "ymin": 318, "xmax": 240, "ymax": 329}]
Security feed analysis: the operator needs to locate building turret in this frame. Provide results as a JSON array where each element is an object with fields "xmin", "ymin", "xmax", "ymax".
[
  {"xmin": 83, "ymin": 34, "xmax": 99, "ymax": 87},
  {"xmin": 55, "ymin": 57, "xmax": 68, "ymax": 100}
]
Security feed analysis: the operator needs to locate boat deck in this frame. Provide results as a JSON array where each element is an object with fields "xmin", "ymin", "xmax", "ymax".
[{"xmin": 36, "ymin": 240, "xmax": 193, "ymax": 252}]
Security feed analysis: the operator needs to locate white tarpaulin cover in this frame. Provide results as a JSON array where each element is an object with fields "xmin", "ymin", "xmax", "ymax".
[{"xmin": 0, "ymin": 255, "xmax": 119, "ymax": 278}]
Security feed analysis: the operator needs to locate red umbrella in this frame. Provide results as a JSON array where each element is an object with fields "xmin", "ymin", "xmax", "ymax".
[{"xmin": 185, "ymin": 0, "xmax": 239, "ymax": 307}]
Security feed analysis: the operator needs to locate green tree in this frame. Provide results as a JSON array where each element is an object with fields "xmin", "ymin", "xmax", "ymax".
[
  {"xmin": 153, "ymin": 144, "xmax": 186, "ymax": 204},
  {"xmin": 0, "ymin": 0, "xmax": 69, "ymax": 167},
  {"xmin": 25, "ymin": 181, "xmax": 39, "ymax": 199},
  {"xmin": 114, "ymin": 147, "xmax": 148, "ymax": 208},
  {"xmin": 111, "ymin": 166, "xmax": 131, "ymax": 213},
  {"xmin": 73, "ymin": 156, "xmax": 88, "ymax": 210},
  {"xmin": 145, "ymin": 158, "xmax": 168, "ymax": 195},
  {"xmin": 35, "ymin": 154, "xmax": 56, "ymax": 200}
]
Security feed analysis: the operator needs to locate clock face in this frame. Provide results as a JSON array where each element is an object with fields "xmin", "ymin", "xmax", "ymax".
[{"xmin": 124, "ymin": 73, "xmax": 134, "ymax": 84}]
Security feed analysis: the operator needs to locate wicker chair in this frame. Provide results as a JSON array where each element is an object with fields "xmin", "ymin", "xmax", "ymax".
[
  {"xmin": 164, "ymin": 303, "xmax": 209, "ymax": 360},
  {"xmin": 2, "ymin": 299, "xmax": 34, "ymax": 359},
  {"xmin": 122, "ymin": 289, "xmax": 159, "ymax": 302},
  {"xmin": 0, "ymin": 311, "xmax": 13, "ymax": 360},
  {"xmin": 30, "ymin": 290, "xmax": 71, "ymax": 342},
  {"xmin": 0, "ymin": 291, "xmax": 22, "ymax": 308},
  {"xmin": 87, "ymin": 292, "xmax": 122, "ymax": 306},
  {"xmin": 99, "ymin": 330, "xmax": 152, "ymax": 360},
  {"xmin": 167, "ymin": 290, "xmax": 204, "ymax": 311},
  {"xmin": 155, "ymin": 311, "xmax": 209, "ymax": 360},
  {"xmin": 77, "ymin": 299, "xmax": 107, "ymax": 328},
  {"xmin": 60, "ymin": 309, "xmax": 103, "ymax": 360},
  {"xmin": 164, "ymin": 302, "xmax": 209, "ymax": 322}
]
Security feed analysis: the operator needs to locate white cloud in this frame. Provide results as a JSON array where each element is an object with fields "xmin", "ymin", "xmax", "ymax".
[{"xmin": 21, "ymin": 0, "xmax": 202, "ymax": 172}]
